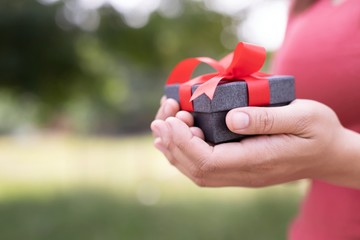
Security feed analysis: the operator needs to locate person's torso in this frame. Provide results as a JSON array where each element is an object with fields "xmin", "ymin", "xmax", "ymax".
[
  {"xmin": 271, "ymin": 0, "xmax": 360, "ymax": 239},
  {"xmin": 273, "ymin": 0, "xmax": 360, "ymax": 131}
]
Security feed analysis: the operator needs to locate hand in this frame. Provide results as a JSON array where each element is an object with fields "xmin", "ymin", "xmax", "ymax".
[
  {"xmin": 153, "ymin": 96, "xmax": 205, "ymax": 140},
  {"xmin": 151, "ymin": 98, "xmax": 360, "ymax": 188}
]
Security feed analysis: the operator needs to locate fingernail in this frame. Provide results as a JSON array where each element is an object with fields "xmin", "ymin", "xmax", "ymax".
[{"xmin": 231, "ymin": 112, "xmax": 250, "ymax": 130}]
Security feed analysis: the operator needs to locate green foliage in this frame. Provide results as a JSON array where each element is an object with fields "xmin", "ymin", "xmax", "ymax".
[
  {"xmin": 0, "ymin": 1, "xmax": 94, "ymax": 108},
  {"xmin": 0, "ymin": 0, "xmax": 238, "ymax": 133}
]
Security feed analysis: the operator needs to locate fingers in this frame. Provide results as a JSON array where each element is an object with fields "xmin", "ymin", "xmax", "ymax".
[
  {"xmin": 152, "ymin": 118, "xmax": 209, "ymax": 180},
  {"xmin": 152, "ymin": 118, "xmax": 241, "ymax": 187},
  {"xmin": 175, "ymin": 111, "xmax": 194, "ymax": 126},
  {"xmin": 190, "ymin": 127, "xmax": 205, "ymax": 140},
  {"xmin": 163, "ymin": 117, "xmax": 213, "ymax": 163},
  {"xmin": 153, "ymin": 96, "xmax": 204, "ymax": 143},
  {"xmin": 153, "ymin": 137, "xmax": 193, "ymax": 177},
  {"xmin": 155, "ymin": 98, "xmax": 180, "ymax": 120},
  {"xmin": 152, "ymin": 117, "xmax": 214, "ymax": 169},
  {"xmin": 226, "ymin": 99, "xmax": 313, "ymax": 135},
  {"xmin": 154, "ymin": 97, "xmax": 199, "ymax": 139},
  {"xmin": 160, "ymin": 96, "xmax": 166, "ymax": 105}
]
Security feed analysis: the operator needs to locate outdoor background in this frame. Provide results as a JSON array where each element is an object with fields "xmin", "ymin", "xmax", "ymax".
[{"xmin": 0, "ymin": 0, "xmax": 308, "ymax": 239}]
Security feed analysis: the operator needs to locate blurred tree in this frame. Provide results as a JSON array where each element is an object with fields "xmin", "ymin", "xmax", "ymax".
[
  {"xmin": 0, "ymin": 1, "xmax": 95, "ymax": 111},
  {"xmin": 0, "ymin": 0, "xmax": 238, "ymax": 134}
]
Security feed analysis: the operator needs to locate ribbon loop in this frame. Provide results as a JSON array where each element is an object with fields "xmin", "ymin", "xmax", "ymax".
[
  {"xmin": 166, "ymin": 42, "xmax": 271, "ymax": 111},
  {"xmin": 167, "ymin": 57, "xmax": 225, "ymax": 85},
  {"xmin": 225, "ymin": 42, "xmax": 266, "ymax": 78}
]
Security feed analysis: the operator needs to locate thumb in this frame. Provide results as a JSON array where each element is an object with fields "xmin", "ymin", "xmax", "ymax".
[{"xmin": 226, "ymin": 101, "xmax": 303, "ymax": 135}]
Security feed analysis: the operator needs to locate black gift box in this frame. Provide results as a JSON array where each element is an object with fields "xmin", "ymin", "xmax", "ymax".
[{"xmin": 165, "ymin": 75, "xmax": 295, "ymax": 144}]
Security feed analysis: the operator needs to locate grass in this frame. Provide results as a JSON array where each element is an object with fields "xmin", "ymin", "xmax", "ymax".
[{"xmin": 0, "ymin": 134, "xmax": 307, "ymax": 240}]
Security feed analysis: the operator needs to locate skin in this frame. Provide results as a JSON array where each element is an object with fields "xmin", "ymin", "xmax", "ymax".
[{"xmin": 151, "ymin": 97, "xmax": 360, "ymax": 189}]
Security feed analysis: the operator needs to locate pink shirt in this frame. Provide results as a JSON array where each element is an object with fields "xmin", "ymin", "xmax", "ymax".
[{"xmin": 272, "ymin": 0, "xmax": 360, "ymax": 239}]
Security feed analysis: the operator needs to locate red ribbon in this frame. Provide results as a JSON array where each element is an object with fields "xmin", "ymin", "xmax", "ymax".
[{"xmin": 166, "ymin": 42, "xmax": 270, "ymax": 111}]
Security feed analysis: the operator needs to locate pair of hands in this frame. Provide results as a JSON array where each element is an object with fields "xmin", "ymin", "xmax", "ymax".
[{"xmin": 151, "ymin": 97, "xmax": 360, "ymax": 189}]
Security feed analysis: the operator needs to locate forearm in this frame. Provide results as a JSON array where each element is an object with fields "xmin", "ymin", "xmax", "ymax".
[{"xmin": 320, "ymin": 128, "xmax": 360, "ymax": 189}]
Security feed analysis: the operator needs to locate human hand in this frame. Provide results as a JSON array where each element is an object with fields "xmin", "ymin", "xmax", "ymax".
[
  {"xmin": 151, "ymin": 98, "xmax": 360, "ymax": 188},
  {"xmin": 153, "ymin": 96, "xmax": 205, "ymax": 140}
]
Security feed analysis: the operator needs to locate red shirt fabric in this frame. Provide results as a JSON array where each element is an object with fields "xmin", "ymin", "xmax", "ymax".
[{"xmin": 271, "ymin": 0, "xmax": 360, "ymax": 239}]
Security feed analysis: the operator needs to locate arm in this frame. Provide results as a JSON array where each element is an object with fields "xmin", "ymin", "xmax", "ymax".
[{"xmin": 151, "ymin": 98, "xmax": 360, "ymax": 189}]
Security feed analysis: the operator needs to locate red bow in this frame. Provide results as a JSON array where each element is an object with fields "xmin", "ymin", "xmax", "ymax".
[{"xmin": 166, "ymin": 42, "xmax": 270, "ymax": 111}]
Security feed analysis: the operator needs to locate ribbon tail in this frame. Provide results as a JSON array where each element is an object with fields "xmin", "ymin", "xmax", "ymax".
[
  {"xmin": 179, "ymin": 73, "xmax": 218, "ymax": 111},
  {"xmin": 190, "ymin": 76, "xmax": 224, "ymax": 101}
]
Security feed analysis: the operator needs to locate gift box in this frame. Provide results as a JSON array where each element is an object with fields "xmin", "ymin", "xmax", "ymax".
[
  {"xmin": 165, "ymin": 76, "xmax": 295, "ymax": 143},
  {"xmin": 163, "ymin": 42, "xmax": 296, "ymax": 144}
]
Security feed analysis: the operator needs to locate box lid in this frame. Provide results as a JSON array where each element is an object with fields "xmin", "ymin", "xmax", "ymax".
[{"xmin": 165, "ymin": 75, "xmax": 295, "ymax": 113}]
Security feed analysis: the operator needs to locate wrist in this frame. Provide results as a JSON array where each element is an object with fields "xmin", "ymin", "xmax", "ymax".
[{"xmin": 319, "ymin": 127, "xmax": 360, "ymax": 189}]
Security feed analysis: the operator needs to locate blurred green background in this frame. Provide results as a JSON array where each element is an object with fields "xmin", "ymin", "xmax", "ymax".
[{"xmin": 0, "ymin": 0, "xmax": 305, "ymax": 239}]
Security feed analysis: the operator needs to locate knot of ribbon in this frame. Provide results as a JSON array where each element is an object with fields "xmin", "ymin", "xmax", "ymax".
[{"xmin": 166, "ymin": 42, "xmax": 270, "ymax": 111}]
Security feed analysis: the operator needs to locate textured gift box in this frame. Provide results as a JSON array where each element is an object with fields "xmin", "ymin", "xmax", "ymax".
[{"xmin": 165, "ymin": 75, "xmax": 295, "ymax": 144}]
